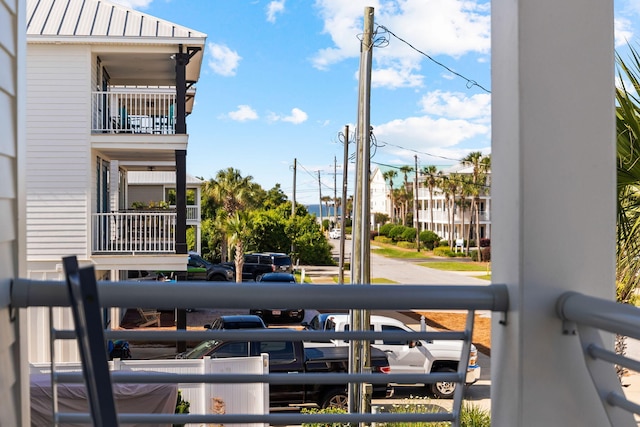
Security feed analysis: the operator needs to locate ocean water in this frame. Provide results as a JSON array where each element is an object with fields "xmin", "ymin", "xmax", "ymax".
[{"xmin": 305, "ymin": 204, "xmax": 342, "ymax": 218}]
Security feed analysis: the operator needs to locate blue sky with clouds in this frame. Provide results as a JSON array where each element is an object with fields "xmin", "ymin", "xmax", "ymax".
[{"xmin": 114, "ymin": 0, "xmax": 638, "ymax": 205}]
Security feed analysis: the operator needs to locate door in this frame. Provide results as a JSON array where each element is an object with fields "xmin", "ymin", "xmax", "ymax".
[{"xmin": 373, "ymin": 324, "xmax": 427, "ymax": 375}]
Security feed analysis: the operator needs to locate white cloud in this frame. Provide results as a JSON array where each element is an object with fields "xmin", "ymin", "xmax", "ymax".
[
  {"xmin": 226, "ymin": 105, "xmax": 258, "ymax": 121},
  {"xmin": 419, "ymin": 90, "xmax": 491, "ymax": 122},
  {"xmin": 268, "ymin": 108, "xmax": 308, "ymax": 124},
  {"xmin": 312, "ymin": 0, "xmax": 490, "ymax": 82},
  {"xmin": 207, "ymin": 43, "xmax": 242, "ymax": 76},
  {"xmin": 616, "ymin": 18, "xmax": 634, "ymax": 47},
  {"xmin": 266, "ymin": 0, "xmax": 286, "ymax": 23}
]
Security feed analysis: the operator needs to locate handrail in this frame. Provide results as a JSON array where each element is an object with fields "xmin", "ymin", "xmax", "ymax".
[
  {"xmin": 16, "ymin": 279, "xmax": 508, "ymax": 425},
  {"xmin": 557, "ymin": 292, "xmax": 640, "ymax": 426}
]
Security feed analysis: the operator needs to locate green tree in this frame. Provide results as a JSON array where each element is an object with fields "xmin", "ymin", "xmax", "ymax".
[
  {"xmin": 461, "ymin": 152, "xmax": 491, "ymax": 260},
  {"xmin": 422, "ymin": 165, "xmax": 438, "ymax": 232},
  {"xmin": 226, "ymin": 211, "xmax": 252, "ymax": 283},
  {"xmin": 383, "ymin": 169, "xmax": 398, "ymax": 222}
]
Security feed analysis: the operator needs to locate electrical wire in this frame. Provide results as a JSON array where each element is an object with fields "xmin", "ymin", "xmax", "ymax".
[{"xmin": 375, "ymin": 24, "xmax": 491, "ymax": 94}]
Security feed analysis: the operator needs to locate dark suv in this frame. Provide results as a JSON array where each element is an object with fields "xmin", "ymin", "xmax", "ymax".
[
  {"xmin": 224, "ymin": 252, "xmax": 293, "ymax": 281},
  {"xmin": 187, "ymin": 252, "xmax": 234, "ymax": 282}
]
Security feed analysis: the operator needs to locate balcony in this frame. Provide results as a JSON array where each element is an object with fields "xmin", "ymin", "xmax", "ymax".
[
  {"xmin": 92, "ymin": 90, "xmax": 177, "ymax": 135},
  {"xmin": 92, "ymin": 211, "xmax": 176, "ymax": 254}
]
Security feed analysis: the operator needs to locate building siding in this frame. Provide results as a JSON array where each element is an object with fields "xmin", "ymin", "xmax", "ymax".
[
  {"xmin": 1, "ymin": 0, "xmax": 24, "ymax": 423},
  {"xmin": 26, "ymin": 44, "xmax": 91, "ymax": 262}
]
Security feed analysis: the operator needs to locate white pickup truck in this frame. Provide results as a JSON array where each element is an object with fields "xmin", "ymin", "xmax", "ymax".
[{"xmin": 302, "ymin": 313, "xmax": 481, "ymax": 398}]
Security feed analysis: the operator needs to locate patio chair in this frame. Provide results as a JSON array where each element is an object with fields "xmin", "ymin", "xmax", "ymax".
[{"xmin": 137, "ymin": 308, "xmax": 161, "ymax": 327}]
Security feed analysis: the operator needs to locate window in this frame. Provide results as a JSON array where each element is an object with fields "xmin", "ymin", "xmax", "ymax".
[
  {"xmin": 213, "ymin": 342, "xmax": 249, "ymax": 358},
  {"xmin": 382, "ymin": 325, "xmax": 409, "ymax": 345}
]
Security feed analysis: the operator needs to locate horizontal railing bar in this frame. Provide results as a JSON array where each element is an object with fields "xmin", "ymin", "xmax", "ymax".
[
  {"xmin": 58, "ymin": 410, "xmax": 457, "ymax": 424},
  {"xmin": 587, "ymin": 344, "xmax": 640, "ymax": 374},
  {"xmin": 557, "ymin": 291, "xmax": 640, "ymax": 340},
  {"xmin": 607, "ymin": 392, "xmax": 640, "ymax": 415},
  {"xmin": 12, "ymin": 279, "xmax": 509, "ymax": 312},
  {"xmin": 53, "ymin": 371, "xmax": 459, "ymax": 385}
]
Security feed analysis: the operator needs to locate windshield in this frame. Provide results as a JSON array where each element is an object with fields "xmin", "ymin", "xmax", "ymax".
[{"xmin": 183, "ymin": 339, "xmax": 220, "ymax": 359}]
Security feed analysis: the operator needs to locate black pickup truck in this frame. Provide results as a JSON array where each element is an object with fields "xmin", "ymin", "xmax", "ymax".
[{"xmin": 177, "ymin": 338, "xmax": 391, "ymax": 409}]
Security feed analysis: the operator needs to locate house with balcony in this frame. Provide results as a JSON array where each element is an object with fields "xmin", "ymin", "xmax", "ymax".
[{"xmin": 23, "ymin": 0, "xmax": 206, "ymax": 361}]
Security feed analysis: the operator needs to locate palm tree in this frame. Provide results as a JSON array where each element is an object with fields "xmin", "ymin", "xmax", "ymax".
[
  {"xmin": 226, "ymin": 211, "xmax": 252, "ymax": 283},
  {"xmin": 422, "ymin": 165, "xmax": 438, "ymax": 232},
  {"xmin": 383, "ymin": 170, "xmax": 398, "ymax": 222},
  {"xmin": 202, "ymin": 168, "xmax": 258, "ymax": 262},
  {"xmin": 321, "ymin": 195, "xmax": 332, "ymax": 228},
  {"xmin": 461, "ymin": 152, "xmax": 491, "ymax": 260},
  {"xmin": 399, "ymin": 166, "xmax": 414, "ymax": 226}
]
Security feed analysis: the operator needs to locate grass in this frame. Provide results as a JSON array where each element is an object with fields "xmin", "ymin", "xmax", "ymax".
[
  {"xmin": 372, "ymin": 246, "xmax": 433, "ymax": 259},
  {"xmin": 418, "ymin": 261, "xmax": 490, "ymax": 272},
  {"xmin": 333, "ymin": 277, "xmax": 398, "ymax": 284}
]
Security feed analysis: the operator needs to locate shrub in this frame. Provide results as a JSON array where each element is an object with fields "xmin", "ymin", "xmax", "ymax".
[
  {"xmin": 370, "ymin": 230, "xmax": 379, "ymax": 240},
  {"xmin": 383, "ymin": 397, "xmax": 491, "ymax": 427},
  {"xmin": 397, "ymin": 241, "xmax": 416, "ymax": 249},
  {"xmin": 389, "ymin": 225, "xmax": 408, "ymax": 241},
  {"xmin": 345, "ymin": 226, "xmax": 352, "ymax": 235},
  {"xmin": 173, "ymin": 390, "xmax": 190, "ymax": 427},
  {"xmin": 379, "ymin": 223, "xmax": 395, "ymax": 237},
  {"xmin": 434, "ymin": 246, "xmax": 455, "ymax": 257},
  {"xmin": 301, "ymin": 406, "xmax": 349, "ymax": 427},
  {"xmin": 401, "ymin": 227, "xmax": 417, "ymax": 242},
  {"xmin": 419, "ymin": 230, "xmax": 440, "ymax": 250},
  {"xmin": 471, "ymin": 247, "xmax": 491, "ymax": 262},
  {"xmin": 439, "ymin": 239, "xmax": 449, "ymax": 247},
  {"xmin": 480, "ymin": 238, "xmax": 491, "ymax": 248},
  {"xmin": 374, "ymin": 235, "xmax": 394, "ymax": 244}
]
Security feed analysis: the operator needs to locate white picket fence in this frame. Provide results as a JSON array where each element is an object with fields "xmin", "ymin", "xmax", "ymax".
[{"xmin": 31, "ymin": 355, "xmax": 269, "ymax": 426}]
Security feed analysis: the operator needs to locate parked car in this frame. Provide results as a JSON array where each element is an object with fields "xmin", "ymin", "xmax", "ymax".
[
  {"xmin": 223, "ymin": 252, "xmax": 293, "ymax": 281},
  {"xmin": 302, "ymin": 313, "xmax": 481, "ymax": 399},
  {"xmin": 204, "ymin": 314, "xmax": 266, "ymax": 330},
  {"xmin": 186, "ymin": 252, "xmax": 235, "ymax": 281},
  {"xmin": 176, "ymin": 337, "xmax": 392, "ymax": 409},
  {"xmin": 329, "ymin": 228, "xmax": 341, "ymax": 239},
  {"xmin": 249, "ymin": 273, "xmax": 304, "ymax": 323}
]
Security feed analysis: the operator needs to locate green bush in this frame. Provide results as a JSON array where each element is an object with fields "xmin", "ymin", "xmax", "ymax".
[
  {"xmin": 389, "ymin": 225, "xmax": 408, "ymax": 241},
  {"xmin": 401, "ymin": 227, "xmax": 417, "ymax": 242},
  {"xmin": 434, "ymin": 246, "xmax": 456, "ymax": 257},
  {"xmin": 379, "ymin": 223, "xmax": 395, "ymax": 237},
  {"xmin": 374, "ymin": 236, "xmax": 394, "ymax": 244},
  {"xmin": 173, "ymin": 390, "xmax": 190, "ymax": 427},
  {"xmin": 301, "ymin": 406, "xmax": 349, "ymax": 427},
  {"xmin": 438, "ymin": 239, "xmax": 449, "ymax": 247},
  {"xmin": 419, "ymin": 230, "xmax": 440, "ymax": 250},
  {"xmin": 383, "ymin": 398, "xmax": 491, "ymax": 427},
  {"xmin": 397, "ymin": 241, "xmax": 416, "ymax": 249},
  {"xmin": 345, "ymin": 226, "xmax": 352, "ymax": 235}
]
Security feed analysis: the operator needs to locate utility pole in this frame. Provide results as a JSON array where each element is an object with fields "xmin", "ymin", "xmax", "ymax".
[
  {"xmin": 339, "ymin": 126, "xmax": 349, "ymax": 285},
  {"xmin": 318, "ymin": 170, "xmax": 323, "ymax": 230},
  {"xmin": 334, "ymin": 156, "xmax": 338, "ymax": 228},
  {"xmin": 415, "ymin": 155, "xmax": 420, "ymax": 252},
  {"xmin": 350, "ymin": 6, "xmax": 374, "ymax": 418},
  {"xmin": 291, "ymin": 158, "xmax": 297, "ymax": 255}
]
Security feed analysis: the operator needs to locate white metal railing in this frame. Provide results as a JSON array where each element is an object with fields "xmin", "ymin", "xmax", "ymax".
[
  {"xmin": 11, "ymin": 278, "xmax": 509, "ymax": 426},
  {"xmin": 557, "ymin": 292, "xmax": 640, "ymax": 426},
  {"xmin": 418, "ymin": 209, "xmax": 490, "ymax": 223},
  {"xmin": 170, "ymin": 205, "xmax": 199, "ymax": 222},
  {"xmin": 92, "ymin": 90, "xmax": 176, "ymax": 134},
  {"xmin": 92, "ymin": 211, "xmax": 176, "ymax": 253}
]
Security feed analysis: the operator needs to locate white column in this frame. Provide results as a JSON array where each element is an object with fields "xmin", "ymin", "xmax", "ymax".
[{"xmin": 491, "ymin": 0, "xmax": 614, "ymax": 425}]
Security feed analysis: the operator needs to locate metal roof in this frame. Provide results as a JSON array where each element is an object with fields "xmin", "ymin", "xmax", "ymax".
[{"xmin": 26, "ymin": 0, "xmax": 207, "ymax": 39}]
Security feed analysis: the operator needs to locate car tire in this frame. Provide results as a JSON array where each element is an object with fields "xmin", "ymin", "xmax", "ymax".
[
  {"xmin": 430, "ymin": 367, "xmax": 457, "ymax": 399},
  {"xmin": 321, "ymin": 388, "xmax": 348, "ymax": 410}
]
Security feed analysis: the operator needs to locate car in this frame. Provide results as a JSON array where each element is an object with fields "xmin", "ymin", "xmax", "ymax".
[
  {"xmin": 249, "ymin": 273, "xmax": 304, "ymax": 323},
  {"xmin": 329, "ymin": 228, "xmax": 341, "ymax": 239},
  {"xmin": 187, "ymin": 252, "xmax": 235, "ymax": 282},
  {"xmin": 222, "ymin": 252, "xmax": 294, "ymax": 281},
  {"xmin": 204, "ymin": 314, "xmax": 267, "ymax": 330}
]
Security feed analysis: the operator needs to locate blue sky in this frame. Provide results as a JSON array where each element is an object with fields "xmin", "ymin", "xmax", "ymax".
[{"xmin": 114, "ymin": 0, "xmax": 638, "ymax": 205}]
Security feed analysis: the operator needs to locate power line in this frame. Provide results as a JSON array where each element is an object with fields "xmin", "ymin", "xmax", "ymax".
[{"xmin": 376, "ymin": 24, "xmax": 491, "ymax": 94}]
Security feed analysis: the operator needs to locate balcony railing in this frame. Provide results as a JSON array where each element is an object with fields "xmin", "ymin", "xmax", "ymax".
[
  {"xmin": 92, "ymin": 90, "xmax": 176, "ymax": 134},
  {"xmin": 418, "ymin": 209, "xmax": 490, "ymax": 223},
  {"xmin": 170, "ymin": 205, "xmax": 199, "ymax": 222},
  {"xmin": 92, "ymin": 211, "xmax": 176, "ymax": 254},
  {"xmin": 12, "ymin": 276, "xmax": 510, "ymax": 426}
]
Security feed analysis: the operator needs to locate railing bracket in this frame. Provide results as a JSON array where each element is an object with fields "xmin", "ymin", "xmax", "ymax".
[{"xmin": 562, "ymin": 319, "xmax": 577, "ymax": 335}]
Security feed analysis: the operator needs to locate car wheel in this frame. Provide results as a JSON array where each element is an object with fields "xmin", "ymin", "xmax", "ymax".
[
  {"xmin": 321, "ymin": 388, "xmax": 348, "ymax": 410},
  {"xmin": 430, "ymin": 367, "xmax": 457, "ymax": 399}
]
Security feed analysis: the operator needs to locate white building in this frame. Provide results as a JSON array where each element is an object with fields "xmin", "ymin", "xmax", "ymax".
[{"xmin": 24, "ymin": 0, "xmax": 206, "ymax": 362}]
